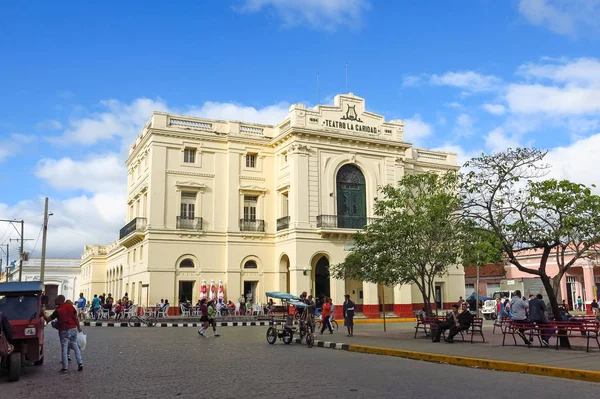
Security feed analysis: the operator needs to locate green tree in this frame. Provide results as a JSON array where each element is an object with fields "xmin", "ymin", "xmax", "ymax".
[
  {"xmin": 330, "ymin": 172, "xmax": 465, "ymax": 316},
  {"xmin": 462, "ymin": 148, "xmax": 600, "ymax": 324}
]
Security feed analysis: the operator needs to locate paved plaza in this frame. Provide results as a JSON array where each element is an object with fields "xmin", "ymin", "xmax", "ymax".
[{"xmin": 2, "ymin": 324, "xmax": 599, "ymax": 398}]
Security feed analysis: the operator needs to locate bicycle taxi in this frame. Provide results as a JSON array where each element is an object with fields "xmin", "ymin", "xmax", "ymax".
[
  {"xmin": 265, "ymin": 292, "xmax": 314, "ymax": 348},
  {"xmin": 0, "ymin": 281, "xmax": 46, "ymax": 382}
]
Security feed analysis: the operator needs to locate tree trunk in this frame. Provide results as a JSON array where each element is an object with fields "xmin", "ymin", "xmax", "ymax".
[
  {"xmin": 541, "ymin": 273, "xmax": 570, "ymax": 348},
  {"xmin": 419, "ymin": 287, "xmax": 433, "ymax": 316}
]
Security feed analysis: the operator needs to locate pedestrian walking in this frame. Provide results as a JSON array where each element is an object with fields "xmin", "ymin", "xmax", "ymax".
[
  {"xmin": 43, "ymin": 295, "xmax": 83, "ymax": 373},
  {"xmin": 328, "ymin": 298, "xmax": 336, "ymax": 331},
  {"xmin": 320, "ymin": 296, "xmax": 333, "ymax": 335},
  {"xmin": 343, "ymin": 294, "xmax": 355, "ymax": 337},
  {"xmin": 591, "ymin": 299, "xmax": 598, "ymax": 315},
  {"xmin": 76, "ymin": 293, "xmax": 87, "ymax": 321},
  {"xmin": 577, "ymin": 296, "xmax": 583, "ymax": 312},
  {"xmin": 207, "ymin": 300, "xmax": 220, "ymax": 337}
]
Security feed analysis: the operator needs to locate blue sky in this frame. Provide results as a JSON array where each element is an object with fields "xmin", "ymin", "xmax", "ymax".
[{"xmin": 1, "ymin": 0, "xmax": 600, "ymax": 259}]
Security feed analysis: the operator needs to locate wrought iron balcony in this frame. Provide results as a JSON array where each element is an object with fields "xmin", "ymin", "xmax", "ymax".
[
  {"xmin": 277, "ymin": 216, "xmax": 290, "ymax": 231},
  {"xmin": 119, "ymin": 217, "xmax": 147, "ymax": 247},
  {"xmin": 316, "ymin": 215, "xmax": 378, "ymax": 230},
  {"xmin": 120, "ymin": 217, "xmax": 147, "ymax": 239},
  {"xmin": 240, "ymin": 219, "xmax": 265, "ymax": 232},
  {"xmin": 177, "ymin": 216, "xmax": 203, "ymax": 230}
]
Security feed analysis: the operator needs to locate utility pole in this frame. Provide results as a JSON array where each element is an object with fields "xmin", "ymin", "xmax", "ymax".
[
  {"xmin": 19, "ymin": 220, "xmax": 24, "ymax": 282},
  {"xmin": 40, "ymin": 197, "xmax": 49, "ymax": 283}
]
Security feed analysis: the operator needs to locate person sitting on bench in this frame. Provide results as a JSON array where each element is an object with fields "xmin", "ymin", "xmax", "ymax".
[{"xmin": 433, "ymin": 303, "xmax": 474, "ymax": 343}]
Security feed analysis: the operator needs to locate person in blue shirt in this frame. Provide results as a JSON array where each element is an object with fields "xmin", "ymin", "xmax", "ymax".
[
  {"xmin": 76, "ymin": 293, "xmax": 87, "ymax": 320},
  {"xmin": 91, "ymin": 294, "xmax": 101, "ymax": 321}
]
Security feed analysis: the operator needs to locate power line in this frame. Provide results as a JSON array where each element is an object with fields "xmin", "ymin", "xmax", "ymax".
[{"xmin": 27, "ymin": 223, "xmax": 44, "ymax": 259}]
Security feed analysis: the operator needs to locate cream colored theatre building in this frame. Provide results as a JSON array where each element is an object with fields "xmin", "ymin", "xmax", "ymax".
[{"xmin": 80, "ymin": 93, "xmax": 465, "ymax": 317}]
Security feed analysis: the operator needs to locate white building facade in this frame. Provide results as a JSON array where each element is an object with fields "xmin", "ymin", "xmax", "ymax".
[
  {"xmin": 7, "ymin": 257, "xmax": 81, "ymax": 307},
  {"xmin": 80, "ymin": 93, "xmax": 465, "ymax": 317}
]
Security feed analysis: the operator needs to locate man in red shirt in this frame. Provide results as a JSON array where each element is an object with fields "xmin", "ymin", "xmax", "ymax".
[
  {"xmin": 44, "ymin": 295, "xmax": 84, "ymax": 373},
  {"xmin": 320, "ymin": 296, "xmax": 333, "ymax": 335}
]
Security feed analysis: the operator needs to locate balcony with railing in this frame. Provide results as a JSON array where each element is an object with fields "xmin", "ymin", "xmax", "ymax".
[
  {"xmin": 276, "ymin": 216, "xmax": 290, "ymax": 231},
  {"xmin": 316, "ymin": 215, "xmax": 378, "ymax": 230},
  {"xmin": 119, "ymin": 217, "xmax": 147, "ymax": 247},
  {"xmin": 177, "ymin": 216, "xmax": 203, "ymax": 231},
  {"xmin": 240, "ymin": 219, "xmax": 265, "ymax": 233}
]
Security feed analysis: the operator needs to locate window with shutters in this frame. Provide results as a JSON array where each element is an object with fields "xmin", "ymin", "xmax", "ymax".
[
  {"xmin": 184, "ymin": 148, "xmax": 196, "ymax": 163},
  {"xmin": 180, "ymin": 192, "xmax": 197, "ymax": 219},
  {"xmin": 243, "ymin": 196, "xmax": 258, "ymax": 220},
  {"xmin": 246, "ymin": 153, "xmax": 257, "ymax": 168}
]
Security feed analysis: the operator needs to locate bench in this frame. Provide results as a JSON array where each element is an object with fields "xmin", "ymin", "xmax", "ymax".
[
  {"xmin": 436, "ymin": 317, "xmax": 485, "ymax": 343},
  {"xmin": 414, "ymin": 315, "xmax": 445, "ymax": 338},
  {"xmin": 492, "ymin": 316, "xmax": 511, "ymax": 335},
  {"xmin": 503, "ymin": 320, "xmax": 600, "ymax": 352},
  {"xmin": 532, "ymin": 320, "xmax": 600, "ymax": 352}
]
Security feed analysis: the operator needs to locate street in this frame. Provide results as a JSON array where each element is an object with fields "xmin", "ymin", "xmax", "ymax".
[{"xmin": 2, "ymin": 325, "xmax": 599, "ymax": 399}]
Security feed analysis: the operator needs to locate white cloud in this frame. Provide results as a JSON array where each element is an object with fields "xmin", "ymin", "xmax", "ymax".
[
  {"xmin": 35, "ymin": 120, "xmax": 63, "ymax": 130},
  {"xmin": 445, "ymin": 102, "xmax": 462, "ymax": 109},
  {"xmin": 186, "ymin": 101, "xmax": 289, "ymax": 125},
  {"xmin": 507, "ymin": 58, "xmax": 600, "ymax": 115},
  {"xmin": 55, "ymin": 97, "xmax": 291, "ymax": 146},
  {"xmin": 506, "ymin": 84, "xmax": 600, "ymax": 114},
  {"xmin": 402, "ymin": 75, "xmax": 422, "ymax": 87},
  {"xmin": 429, "ymin": 71, "xmax": 501, "ymax": 92},
  {"xmin": 236, "ymin": 0, "xmax": 371, "ymax": 30},
  {"xmin": 0, "ymin": 134, "xmax": 34, "ymax": 163},
  {"xmin": 431, "ymin": 144, "xmax": 482, "ymax": 166},
  {"xmin": 481, "ymin": 103, "xmax": 506, "ymax": 115},
  {"xmin": 517, "ymin": 57, "xmax": 600, "ymax": 85},
  {"xmin": 545, "ymin": 133, "xmax": 600, "ymax": 190},
  {"xmin": 35, "ymin": 154, "xmax": 126, "ymax": 195},
  {"xmin": 0, "ymin": 194, "xmax": 124, "ymax": 259},
  {"xmin": 452, "ymin": 114, "xmax": 476, "ymax": 138},
  {"xmin": 518, "ymin": 0, "xmax": 600, "ymax": 36},
  {"xmin": 403, "ymin": 114, "xmax": 433, "ymax": 145},
  {"xmin": 484, "ymin": 127, "xmax": 523, "ymax": 153}
]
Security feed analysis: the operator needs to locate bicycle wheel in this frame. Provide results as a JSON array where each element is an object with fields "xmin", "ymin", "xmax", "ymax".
[
  {"xmin": 145, "ymin": 316, "xmax": 157, "ymax": 327},
  {"xmin": 306, "ymin": 332, "xmax": 314, "ymax": 348},
  {"xmin": 128, "ymin": 315, "xmax": 141, "ymax": 327},
  {"xmin": 315, "ymin": 320, "xmax": 322, "ymax": 330},
  {"xmin": 282, "ymin": 327, "xmax": 294, "ymax": 344},
  {"xmin": 266, "ymin": 327, "xmax": 277, "ymax": 345},
  {"xmin": 332, "ymin": 320, "xmax": 339, "ymax": 331}
]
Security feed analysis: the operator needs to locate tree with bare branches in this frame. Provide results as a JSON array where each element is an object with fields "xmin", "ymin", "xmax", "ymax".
[{"xmin": 462, "ymin": 148, "xmax": 600, "ymax": 325}]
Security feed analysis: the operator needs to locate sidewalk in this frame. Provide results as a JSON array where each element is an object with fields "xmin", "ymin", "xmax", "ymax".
[{"xmin": 309, "ymin": 322, "xmax": 600, "ymax": 382}]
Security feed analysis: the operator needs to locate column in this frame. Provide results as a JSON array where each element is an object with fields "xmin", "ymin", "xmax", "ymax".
[
  {"xmin": 362, "ymin": 282, "xmax": 379, "ymax": 318},
  {"xmin": 393, "ymin": 284, "xmax": 413, "ymax": 318},
  {"xmin": 288, "ymin": 145, "xmax": 311, "ymax": 229},
  {"xmin": 329, "ymin": 277, "xmax": 346, "ymax": 319},
  {"xmin": 583, "ymin": 266, "xmax": 595, "ymax": 311}
]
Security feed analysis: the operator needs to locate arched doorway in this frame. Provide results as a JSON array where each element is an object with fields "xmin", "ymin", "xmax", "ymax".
[
  {"xmin": 313, "ymin": 256, "xmax": 330, "ymax": 308},
  {"xmin": 336, "ymin": 164, "xmax": 367, "ymax": 229},
  {"xmin": 279, "ymin": 254, "xmax": 290, "ymax": 293}
]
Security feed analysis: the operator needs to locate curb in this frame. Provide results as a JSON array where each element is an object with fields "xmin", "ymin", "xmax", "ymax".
[
  {"xmin": 81, "ymin": 321, "xmax": 281, "ymax": 328},
  {"xmin": 353, "ymin": 318, "xmax": 413, "ymax": 323},
  {"xmin": 300, "ymin": 339, "xmax": 600, "ymax": 384}
]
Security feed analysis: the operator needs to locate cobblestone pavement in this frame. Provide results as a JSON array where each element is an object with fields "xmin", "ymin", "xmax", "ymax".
[{"xmin": 1, "ymin": 326, "xmax": 598, "ymax": 399}]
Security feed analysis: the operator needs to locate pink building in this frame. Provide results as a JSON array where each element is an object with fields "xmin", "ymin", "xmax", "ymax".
[{"xmin": 506, "ymin": 249, "xmax": 600, "ymax": 311}]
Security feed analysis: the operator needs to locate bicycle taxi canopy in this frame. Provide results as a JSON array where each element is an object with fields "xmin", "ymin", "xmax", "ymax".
[{"xmin": 265, "ymin": 292, "xmax": 300, "ymax": 301}]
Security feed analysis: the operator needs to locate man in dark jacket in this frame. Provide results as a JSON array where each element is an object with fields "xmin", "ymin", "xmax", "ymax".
[
  {"xmin": 433, "ymin": 303, "xmax": 474, "ymax": 343},
  {"xmin": 1, "ymin": 311, "xmax": 13, "ymax": 345},
  {"xmin": 528, "ymin": 294, "xmax": 551, "ymax": 346}
]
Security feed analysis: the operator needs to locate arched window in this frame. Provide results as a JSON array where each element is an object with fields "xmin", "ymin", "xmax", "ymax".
[
  {"xmin": 244, "ymin": 260, "xmax": 258, "ymax": 269},
  {"xmin": 180, "ymin": 259, "xmax": 194, "ymax": 268},
  {"xmin": 336, "ymin": 164, "xmax": 367, "ymax": 228}
]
